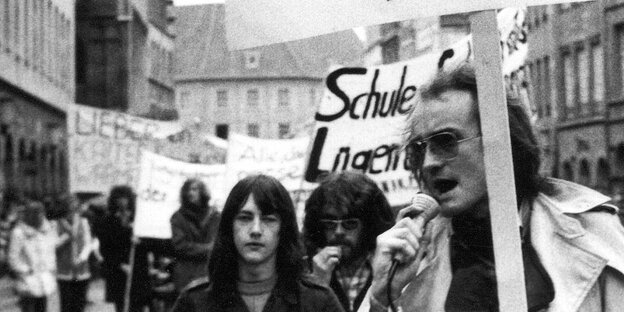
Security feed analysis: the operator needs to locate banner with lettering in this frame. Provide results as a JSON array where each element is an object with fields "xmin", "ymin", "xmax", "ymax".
[
  {"xmin": 67, "ymin": 104, "xmax": 182, "ymax": 193},
  {"xmin": 225, "ymin": 134, "xmax": 314, "ymax": 206},
  {"xmin": 225, "ymin": 0, "xmax": 585, "ymax": 50},
  {"xmin": 134, "ymin": 150, "xmax": 226, "ymax": 239},
  {"xmin": 304, "ymin": 8, "xmax": 527, "ymax": 207}
]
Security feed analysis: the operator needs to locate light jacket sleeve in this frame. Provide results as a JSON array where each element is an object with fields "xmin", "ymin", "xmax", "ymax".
[{"xmin": 8, "ymin": 227, "xmax": 30, "ymax": 274}]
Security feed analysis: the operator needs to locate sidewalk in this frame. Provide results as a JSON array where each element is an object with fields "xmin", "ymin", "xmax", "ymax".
[{"xmin": 0, "ymin": 277, "xmax": 115, "ymax": 312}]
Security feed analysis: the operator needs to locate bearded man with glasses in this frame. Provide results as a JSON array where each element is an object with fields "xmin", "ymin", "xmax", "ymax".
[
  {"xmin": 359, "ymin": 62, "xmax": 624, "ymax": 312},
  {"xmin": 303, "ymin": 171, "xmax": 394, "ymax": 312}
]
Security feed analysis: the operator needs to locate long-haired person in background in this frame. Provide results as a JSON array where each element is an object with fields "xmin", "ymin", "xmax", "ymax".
[
  {"xmin": 9, "ymin": 201, "xmax": 68, "ymax": 312},
  {"xmin": 96, "ymin": 185, "xmax": 135, "ymax": 312},
  {"xmin": 96, "ymin": 185, "xmax": 156, "ymax": 312},
  {"xmin": 173, "ymin": 174, "xmax": 344, "ymax": 312},
  {"xmin": 55, "ymin": 193, "xmax": 92, "ymax": 312},
  {"xmin": 170, "ymin": 178, "xmax": 220, "ymax": 292},
  {"xmin": 304, "ymin": 171, "xmax": 394, "ymax": 312}
]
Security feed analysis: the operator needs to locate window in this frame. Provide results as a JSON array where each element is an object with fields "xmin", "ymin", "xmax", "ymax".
[
  {"xmin": 618, "ymin": 26, "xmax": 624, "ymax": 95},
  {"xmin": 578, "ymin": 47, "xmax": 590, "ymax": 114},
  {"xmin": 536, "ymin": 59, "xmax": 543, "ymax": 117},
  {"xmin": 544, "ymin": 57, "xmax": 552, "ymax": 117},
  {"xmin": 579, "ymin": 159, "xmax": 590, "ymax": 186},
  {"xmin": 247, "ymin": 89, "xmax": 259, "ymax": 106},
  {"xmin": 563, "ymin": 161, "xmax": 574, "ymax": 181},
  {"xmin": 278, "ymin": 123, "xmax": 290, "ymax": 139},
  {"xmin": 244, "ymin": 50, "xmax": 260, "ymax": 69},
  {"xmin": 563, "ymin": 51, "xmax": 575, "ymax": 118},
  {"xmin": 216, "ymin": 124, "xmax": 229, "ymax": 140},
  {"xmin": 247, "ymin": 123, "xmax": 259, "ymax": 137},
  {"xmin": 592, "ymin": 42, "xmax": 604, "ymax": 111},
  {"xmin": 217, "ymin": 90, "xmax": 228, "ymax": 107},
  {"xmin": 278, "ymin": 88, "xmax": 290, "ymax": 106}
]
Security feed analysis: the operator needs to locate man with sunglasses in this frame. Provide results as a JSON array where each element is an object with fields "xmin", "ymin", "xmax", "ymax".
[
  {"xmin": 303, "ymin": 171, "xmax": 394, "ymax": 312},
  {"xmin": 360, "ymin": 62, "xmax": 624, "ymax": 312}
]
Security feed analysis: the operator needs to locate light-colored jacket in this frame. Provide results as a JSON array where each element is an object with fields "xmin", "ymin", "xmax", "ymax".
[
  {"xmin": 56, "ymin": 214, "xmax": 92, "ymax": 281},
  {"xmin": 360, "ymin": 178, "xmax": 624, "ymax": 312},
  {"xmin": 8, "ymin": 220, "xmax": 59, "ymax": 298}
]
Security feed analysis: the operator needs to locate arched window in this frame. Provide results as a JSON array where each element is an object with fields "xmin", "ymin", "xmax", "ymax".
[
  {"xmin": 563, "ymin": 161, "xmax": 574, "ymax": 181},
  {"xmin": 29, "ymin": 141, "xmax": 37, "ymax": 161},
  {"xmin": 5, "ymin": 135, "xmax": 13, "ymax": 163},
  {"xmin": 596, "ymin": 158, "xmax": 610, "ymax": 193},
  {"xmin": 579, "ymin": 159, "xmax": 590, "ymax": 186},
  {"xmin": 18, "ymin": 139, "xmax": 26, "ymax": 161},
  {"xmin": 617, "ymin": 144, "xmax": 624, "ymax": 173}
]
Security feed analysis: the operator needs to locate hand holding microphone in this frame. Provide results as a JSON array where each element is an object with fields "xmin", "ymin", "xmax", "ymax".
[{"xmin": 370, "ymin": 193, "xmax": 440, "ymax": 307}]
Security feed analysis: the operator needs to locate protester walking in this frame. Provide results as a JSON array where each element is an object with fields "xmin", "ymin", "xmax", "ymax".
[
  {"xmin": 170, "ymin": 178, "xmax": 220, "ymax": 292},
  {"xmin": 8, "ymin": 201, "xmax": 68, "ymax": 312},
  {"xmin": 55, "ymin": 193, "xmax": 92, "ymax": 312},
  {"xmin": 96, "ymin": 185, "xmax": 135, "ymax": 312}
]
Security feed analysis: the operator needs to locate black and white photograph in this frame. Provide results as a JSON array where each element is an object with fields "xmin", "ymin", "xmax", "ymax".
[{"xmin": 1, "ymin": 0, "xmax": 624, "ymax": 311}]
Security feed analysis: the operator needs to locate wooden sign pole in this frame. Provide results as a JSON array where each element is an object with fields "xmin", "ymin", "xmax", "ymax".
[{"xmin": 470, "ymin": 10, "xmax": 527, "ymax": 312}]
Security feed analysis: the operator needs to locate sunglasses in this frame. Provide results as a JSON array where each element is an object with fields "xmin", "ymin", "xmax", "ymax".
[
  {"xmin": 407, "ymin": 132, "xmax": 481, "ymax": 168},
  {"xmin": 320, "ymin": 218, "xmax": 361, "ymax": 231}
]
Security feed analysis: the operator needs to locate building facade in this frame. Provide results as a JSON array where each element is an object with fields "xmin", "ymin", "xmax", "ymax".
[
  {"xmin": 526, "ymin": 1, "xmax": 624, "ymax": 207},
  {"xmin": 174, "ymin": 4, "xmax": 363, "ymax": 140},
  {"xmin": 76, "ymin": 0, "xmax": 176, "ymax": 118},
  {"xmin": 0, "ymin": 0, "xmax": 75, "ymax": 196}
]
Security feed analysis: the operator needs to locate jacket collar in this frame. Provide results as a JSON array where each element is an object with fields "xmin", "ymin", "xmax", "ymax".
[{"xmin": 531, "ymin": 178, "xmax": 624, "ymax": 311}]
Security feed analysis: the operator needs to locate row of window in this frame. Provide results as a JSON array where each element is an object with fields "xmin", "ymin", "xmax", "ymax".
[
  {"xmin": 0, "ymin": 0, "xmax": 73, "ymax": 89},
  {"xmin": 214, "ymin": 123, "xmax": 291, "ymax": 140},
  {"xmin": 561, "ymin": 38, "xmax": 604, "ymax": 118},
  {"xmin": 1, "ymin": 132, "xmax": 67, "ymax": 196},
  {"xmin": 527, "ymin": 56, "xmax": 552, "ymax": 118},
  {"xmin": 214, "ymin": 88, "xmax": 318, "ymax": 108},
  {"xmin": 562, "ymin": 157, "xmax": 611, "ymax": 191}
]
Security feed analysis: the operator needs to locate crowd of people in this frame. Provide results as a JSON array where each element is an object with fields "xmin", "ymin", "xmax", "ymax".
[{"xmin": 1, "ymin": 61, "xmax": 624, "ymax": 312}]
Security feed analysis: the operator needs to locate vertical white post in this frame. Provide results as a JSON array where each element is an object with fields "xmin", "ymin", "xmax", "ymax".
[{"xmin": 470, "ymin": 10, "xmax": 528, "ymax": 312}]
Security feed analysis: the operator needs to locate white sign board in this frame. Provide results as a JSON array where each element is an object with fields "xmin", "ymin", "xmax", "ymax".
[
  {"xmin": 225, "ymin": 0, "xmax": 587, "ymax": 50},
  {"xmin": 134, "ymin": 151, "xmax": 225, "ymax": 239},
  {"xmin": 225, "ymin": 134, "xmax": 314, "ymax": 204},
  {"xmin": 67, "ymin": 104, "xmax": 182, "ymax": 193}
]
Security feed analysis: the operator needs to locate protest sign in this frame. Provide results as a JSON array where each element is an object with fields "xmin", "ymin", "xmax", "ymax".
[
  {"xmin": 225, "ymin": 0, "xmax": 586, "ymax": 50},
  {"xmin": 134, "ymin": 150, "xmax": 225, "ymax": 239},
  {"xmin": 225, "ymin": 134, "xmax": 314, "ymax": 206},
  {"xmin": 67, "ymin": 104, "xmax": 182, "ymax": 193},
  {"xmin": 305, "ymin": 38, "xmax": 473, "ymax": 206}
]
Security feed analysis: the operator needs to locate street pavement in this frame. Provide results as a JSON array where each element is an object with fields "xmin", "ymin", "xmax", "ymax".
[{"xmin": 0, "ymin": 277, "xmax": 115, "ymax": 312}]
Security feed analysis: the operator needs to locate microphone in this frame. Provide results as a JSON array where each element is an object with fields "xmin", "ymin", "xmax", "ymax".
[
  {"xmin": 393, "ymin": 193, "xmax": 440, "ymax": 263},
  {"xmin": 406, "ymin": 193, "xmax": 440, "ymax": 225}
]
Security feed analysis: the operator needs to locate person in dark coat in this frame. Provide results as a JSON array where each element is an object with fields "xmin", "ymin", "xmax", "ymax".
[
  {"xmin": 96, "ymin": 185, "xmax": 162, "ymax": 312},
  {"xmin": 170, "ymin": 178, "xmax": 220, "ymax": 292},
  {"xmin": 172, "ymin": 174, "xmax": 344, "ymax": 312}
]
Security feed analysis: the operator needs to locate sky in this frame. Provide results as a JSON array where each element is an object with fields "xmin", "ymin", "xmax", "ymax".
[{"xmin": 171, "ymin": 0, "xmax": 367, "ymax": 42}]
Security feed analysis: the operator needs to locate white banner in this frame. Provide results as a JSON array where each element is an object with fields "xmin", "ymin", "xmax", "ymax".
[
  {"xmin": 134, "ymin": 151, "xmax": 226, "ymax": 239},
  {"xmin": 225, "ymin": 0, "xmax": 586, "ymax": 50},
  {"xmin": 225, "ymin": 134, "xmax": 314, "ymax": 205},
  {"xmin": 67, "ymin": 104, "xmax": 182, "ymax": 193}
]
